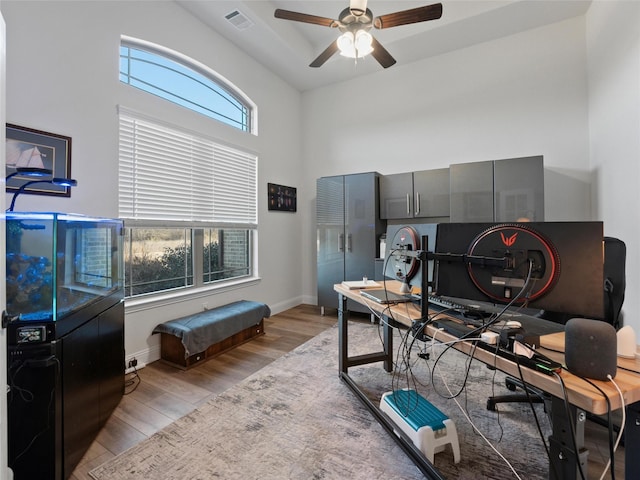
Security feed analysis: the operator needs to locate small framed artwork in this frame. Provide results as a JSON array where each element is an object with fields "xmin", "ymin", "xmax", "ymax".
[
  {"xmin": 5, "ymin": 124, "xmax": 73, "ymax": 197},
  {"xmin": 268, "ymin": 183, "xmax": 297, "ymax": 212}
]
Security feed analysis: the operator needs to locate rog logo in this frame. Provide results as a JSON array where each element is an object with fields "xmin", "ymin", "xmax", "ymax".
[{"xmin": 500, "ymin": 232, "xmax": 518, "ymax": 247}]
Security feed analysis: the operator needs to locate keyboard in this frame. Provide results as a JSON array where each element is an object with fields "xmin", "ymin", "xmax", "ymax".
[
  {"xmin": 427, "ymin": 294, "xmax": 472, "ymax": 312},
  {"xmin": 426, "ymin": 294, "xmax": 563, "ymax": 337},
  {"xmin": 426, "ymin": 294, "xmax": 496, "ymax": 326}
]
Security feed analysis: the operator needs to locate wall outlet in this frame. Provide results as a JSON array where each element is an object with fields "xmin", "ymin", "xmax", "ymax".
[
  {"xmin": 128, "ymin": 358, "xmax": 138, "ymax": 369},
  {"xmin": 203, "ymin": 303, "xmax": 209, "ymax": 311}
]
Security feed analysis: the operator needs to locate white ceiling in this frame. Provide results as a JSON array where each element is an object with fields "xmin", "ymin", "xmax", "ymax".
[{"xmin": 176, "ymin": 1, "xmax": 592, "ymax": 91}]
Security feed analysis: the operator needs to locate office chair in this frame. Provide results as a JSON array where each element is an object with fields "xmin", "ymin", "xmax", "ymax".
[
  {"xmin": 602, "ymin": 237, "xmax": 626, "ymax": 330},
  {"xmin": 486, "ymin": 236, "xmax": 627, "ymax": 412}
]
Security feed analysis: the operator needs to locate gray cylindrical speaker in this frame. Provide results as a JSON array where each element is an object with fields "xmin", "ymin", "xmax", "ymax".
[{"xmin": 565, "ymin": 318, "xmax": 617, "ymax": 380}]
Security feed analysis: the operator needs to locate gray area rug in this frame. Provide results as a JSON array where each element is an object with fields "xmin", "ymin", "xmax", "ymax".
[{"xmin": 90, "ymin": 320, "xmax": 550, "ymax": 479}]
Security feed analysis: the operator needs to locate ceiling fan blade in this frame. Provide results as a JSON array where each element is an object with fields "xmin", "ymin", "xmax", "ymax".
[
  {"xmin": 310, "ymin": 41, "xmax": 339, "ymax": 68},
  {"xmin": 274, "ymin": 9, "xmax": 337, "ymax": 27},
  {"xmin": 374, "ymin": 3, "xmax": 443, "ymax": 29},
  {"xmin": 370, "ymin": 36, "xmax": 396, "ymax": 68}
]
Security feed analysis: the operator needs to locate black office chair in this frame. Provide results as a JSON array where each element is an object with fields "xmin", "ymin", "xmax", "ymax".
[
  {"xmin": 486, "ymin": 236, "xmax": 627, "ymax": 411},
  {"xmin": 602, "ymin": 236, "xmax": 626, "ymax": 330}
]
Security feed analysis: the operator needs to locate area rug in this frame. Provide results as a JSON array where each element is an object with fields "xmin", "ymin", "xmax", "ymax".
[{"xmin": 90, "ymin": 320, "xmax": 550, "ymax": 479}]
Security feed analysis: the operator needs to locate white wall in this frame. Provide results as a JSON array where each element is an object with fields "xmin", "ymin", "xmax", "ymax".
[
  {"xmin": 0, "ymin": 11, "xmax": 9, "ymax": 480},
  {"xmin": 1, "ymin": 1, "xmax": 304, "ymax": 365},
  {"xmin": 301, "ymin": 16, "xmax": 597, "ymax": 315},
  {"xmin": 586, "ymin": 1, "xmax": 640, "ymax": 331},
  {"xmin": 300, "ymin": 5, "xmax": 640, "ymax": 334},
  {"xmin": 3, "ymin": 0, "xmax": 639, "ymax": 362}
]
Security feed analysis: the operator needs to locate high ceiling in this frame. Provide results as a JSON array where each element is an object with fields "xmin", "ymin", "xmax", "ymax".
[{"xmin": 176, "ymin": 1, "xmax": 591, "ymax": 91}]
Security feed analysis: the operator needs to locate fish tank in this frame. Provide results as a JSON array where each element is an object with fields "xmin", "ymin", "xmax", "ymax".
[{"xmin": 6, "ymin": 212, "xmax": 124, "ymax": 327}]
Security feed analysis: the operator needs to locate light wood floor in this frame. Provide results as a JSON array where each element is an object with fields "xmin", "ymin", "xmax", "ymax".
[
  {"xmin": 70, "ymin": 304, "xmax": 624, "ymax": 479},
  {"xmin": 70, "ymin": 304, "xmax": 336, "ymax": 479}
]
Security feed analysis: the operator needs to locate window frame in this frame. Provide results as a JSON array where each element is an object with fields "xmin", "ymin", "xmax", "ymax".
[
  {"xmin": 122, "ymin": 225, "xmax": 256, "ymax": 302},
  {"xmin": 120, "ymin": 35, "xmax": 257, "ymax": 135},
  {"xmin": 118, "ymin": 110, "xmax": 260, "ymax": 301},
  {"xmin": 117, "ymin": 37, "xmax": 260, "ymax": 305}
]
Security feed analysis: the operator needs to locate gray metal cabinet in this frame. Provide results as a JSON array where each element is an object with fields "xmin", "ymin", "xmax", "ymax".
[
  {"xmin": 317, "ymin": 172, "xmax": 385, "ymax": 313},
  {"xmin": 494, "ymin": 156, "xmax": 544, "ymax": 221},
  {"xmin": 450, "ymin": 161, "xmax": 494, "ymax": 222},
  {"xmin": 450, "ymin": 156, "xmax": 544, "ymax": 222},
  {"xmin": 379, "ymin": 172, "xmax": 412, "ymax": 219},
  {"xmin": 414, "ymin": 168, "xmax": 450, "ymax": 218},
  {"xmin": 380, "ymin": 168, "xmax": 450, "ymax": 219}
]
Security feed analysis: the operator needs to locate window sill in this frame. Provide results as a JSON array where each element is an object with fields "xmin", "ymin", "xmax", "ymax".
[{"xmin": 124, "ymin": 276, "xmax": 261, "ymax": 314}]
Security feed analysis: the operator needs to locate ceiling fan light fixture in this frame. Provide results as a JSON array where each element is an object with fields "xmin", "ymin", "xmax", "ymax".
[
  {"xmin": 337, "ymin": 31, "xmax": 354, "ymax": 55},
  {"xmin": 338, "ymin": 29, "xmax": 373, "ymax": 59},
  {"xmin": 355, "ymin": 30, "xmax": 373, "ymax": 55},
  {"xmin": 274, "ymin": 2, "xmax": 443, "ymax": 69}
]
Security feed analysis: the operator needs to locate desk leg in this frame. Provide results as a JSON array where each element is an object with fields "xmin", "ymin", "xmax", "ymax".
[
  {"xmin": 338, "ymin": 293, "xmax": 394, "ymax": 374},
  {"xmin": 382, "ymin": 317, "xmax": 393, "ymax": 372},
  {"xmin": 549, "ymin": 396, "xmax": 588, "ymax": 480},
  {"xmin": 626, "ymin": 400, "xmax": 640, "ymax": 478},
  {"xmin": 338, "ymin": 293, "xmax": 348, "ymax": 374},
  {"xmin": 336, "ymin": 293, "xmax": 444, "ymax": 480}
]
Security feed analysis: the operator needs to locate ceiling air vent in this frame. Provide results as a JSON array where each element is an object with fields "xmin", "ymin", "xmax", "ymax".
[{"xmin": 225, "ymin": 10, "xmax": 254, "ymax": 30}]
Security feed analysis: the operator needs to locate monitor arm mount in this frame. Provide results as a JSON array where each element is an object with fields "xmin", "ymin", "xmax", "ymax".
[{"xmin": 402, "ymin": 235, "xmax": 510, "ymax": 323}]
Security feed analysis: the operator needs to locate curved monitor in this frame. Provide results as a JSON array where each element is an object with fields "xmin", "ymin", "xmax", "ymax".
[{"xmin": 433, "ymin": 222, "xmax": 605, "ymax": 320}]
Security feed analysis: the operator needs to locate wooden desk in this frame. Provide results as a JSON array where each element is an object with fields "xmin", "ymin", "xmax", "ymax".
[{"xmin": 334, "ymin": 281, "xmax": 640, "ymax": 480}]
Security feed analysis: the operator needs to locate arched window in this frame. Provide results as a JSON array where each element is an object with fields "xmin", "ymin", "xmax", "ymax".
[
  {"xmin": 118, "ymin": 38, "xmax": 258, "ymax": 299},
  {"xmin": 120, "ymin": 37, "xmax": 254, "ymax": 132}
]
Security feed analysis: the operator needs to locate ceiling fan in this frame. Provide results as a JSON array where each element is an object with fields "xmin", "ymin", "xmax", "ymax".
[{"xmin": 274, "ymin": 0, "xmax": 443, "ymax": 68}]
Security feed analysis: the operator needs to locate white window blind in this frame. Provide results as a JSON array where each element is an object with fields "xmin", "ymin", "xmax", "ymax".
[{"xmin": 119, "ymin": 112, "xmax": 257, "ymax": 227}]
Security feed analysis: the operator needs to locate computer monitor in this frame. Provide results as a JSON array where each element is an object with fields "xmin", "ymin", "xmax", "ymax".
[
  {"xmin": 433, "ymin": 222, "xmax": 605, "ymax": 320},
  {"xmin": 383, "ymin": 223, "xmax": 438, "ymax": 294}
]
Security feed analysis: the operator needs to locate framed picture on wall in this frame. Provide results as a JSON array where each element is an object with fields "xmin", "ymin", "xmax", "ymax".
[
  {"xmin": 268, "ymin": 183, "xmax": 297, "ymax": 212},
  {"xmin": 5, "ymin": 124, "xmax": 73, "ymax": 197}
]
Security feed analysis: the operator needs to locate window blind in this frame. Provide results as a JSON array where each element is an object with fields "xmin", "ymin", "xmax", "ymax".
[{"xmin": 119, "ymin": 113, "xmax": 257, "ymax": 227}]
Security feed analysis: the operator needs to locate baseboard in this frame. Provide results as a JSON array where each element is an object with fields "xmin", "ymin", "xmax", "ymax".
[
  {"xmin": 126, "ymin": 344, "xmax": 160, "ymax": 371},
  {"xmin": 302, "ymin": 294, "xmax": 317, "ymax": 307},
  {"xmin": 268, "ymin": 296, "xmax": 307, "ymax": 315}
]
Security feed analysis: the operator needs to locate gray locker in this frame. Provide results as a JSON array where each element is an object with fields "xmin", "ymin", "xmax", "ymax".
[{"xmin": 316, "ymin": 172, "xmax": 385, "ymax": 313}]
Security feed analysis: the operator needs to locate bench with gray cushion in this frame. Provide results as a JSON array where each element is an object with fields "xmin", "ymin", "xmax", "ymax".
[{"xmin": 153, "ymin": 300, "xmax": 270, "ymax": 369}]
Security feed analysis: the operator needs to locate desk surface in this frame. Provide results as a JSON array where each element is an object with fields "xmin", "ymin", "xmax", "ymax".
[{"xmin": 335, "ymin": 281, "xmax": 640, "ymax": 415}]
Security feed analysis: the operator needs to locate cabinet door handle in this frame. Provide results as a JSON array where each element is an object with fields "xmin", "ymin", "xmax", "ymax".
[
  {"xmin": 415, "ymin": 192, "xmax": 421, "ymax": 216},
  {"xmin": 339, "ymin": 233, "xmax": 344, "ymax": 252},
  {"xmin": 347, "ymin": 233, "xmax": 353, "ymax": 252},
  {"xmin": 406, "ymin": 194, "xmax": 411, "ymax": 216}
]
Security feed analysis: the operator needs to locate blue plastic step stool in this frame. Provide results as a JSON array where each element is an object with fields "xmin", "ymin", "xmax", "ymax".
[{"xmin": 380, "ymin": 389, "xmax": 460, "ymax": 464}]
